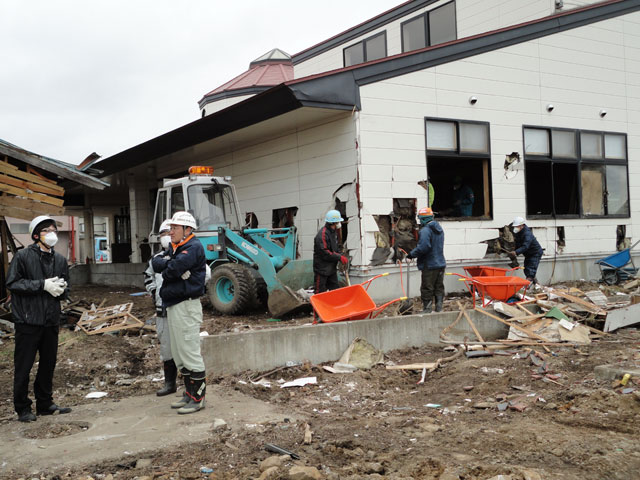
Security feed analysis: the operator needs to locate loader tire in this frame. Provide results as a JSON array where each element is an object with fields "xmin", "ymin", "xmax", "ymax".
[
  {"xmin": 247, "ymin": 268, "xmax": 269, "ymax": 309},
  {"xmin": 209, "ymin": 264, "xmax": 255, "ymax": 315}
]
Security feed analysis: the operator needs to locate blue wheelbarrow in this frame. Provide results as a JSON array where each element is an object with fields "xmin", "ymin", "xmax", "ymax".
[{"xmin": 595, "ymin": 240, "xmax": 640, "ymax": 285}]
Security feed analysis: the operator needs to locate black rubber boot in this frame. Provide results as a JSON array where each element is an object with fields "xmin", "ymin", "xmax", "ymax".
[
  {"xmin": 156, "ymin": 360, "xmax": 177, "ymax": 397},
  {"xmin": 171, "ymin": 369, "xmax": 190, "ymax": 409},
  {"xmin": 435, "ymin": 296, "xmax": 444, "ymax": 313},
  {"xmin": 178, "ymin": 371, "xmax": 206, "ymax": 415},
  {"xmin": 422, "ymin": 300, "xmax": 433, "ymax": 313}
]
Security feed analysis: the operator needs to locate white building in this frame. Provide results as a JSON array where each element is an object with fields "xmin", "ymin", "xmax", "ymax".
[{"xmin": 84, "ymin": 0, "xmax": 640, "ymax": 297}]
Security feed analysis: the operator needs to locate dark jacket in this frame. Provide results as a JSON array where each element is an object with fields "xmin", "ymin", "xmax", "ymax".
[
  {"xmin": 514, "ymin": 225, "xmax": 544, "ymax": 257},
  {"xmin": 6, "ymin": 243, "xmax": 69, "ymax": 326},
  {"xmin": 152, "ymin": 234, "xmax": 206, "ymax": 308},
  {"xmin": 410, "ymin": 221, "xmax": 446, "ymax": 271},
  {"xmin": 313, "ymin": 224, "xmax": 342, "ymax": 276}
]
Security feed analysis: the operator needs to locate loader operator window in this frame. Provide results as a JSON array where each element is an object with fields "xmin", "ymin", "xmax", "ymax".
[{"xmin": 188, "ymin": 184, "xmax": 241, "ymax": 231}]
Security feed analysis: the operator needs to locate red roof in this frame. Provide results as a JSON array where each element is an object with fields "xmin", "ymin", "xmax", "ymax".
[{"xmin": 202, "ymin": 49, "xmax": 293, "ymax": 98}]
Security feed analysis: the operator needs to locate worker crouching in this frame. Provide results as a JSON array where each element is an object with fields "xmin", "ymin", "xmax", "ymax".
[
  {"xmin": 407, "ymin": 207, "xmax": 446, "ymax": 313},
  {"xmin": 152, "ymin": 211, "xmax": 207, "ymax": 414}
]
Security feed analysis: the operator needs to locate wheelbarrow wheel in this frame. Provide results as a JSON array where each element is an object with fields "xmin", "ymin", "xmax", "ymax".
[
  {"xmin": 602, "ymin": 270, "xmax": 618, "ymax": 286},
  {"xmin": 209, "ymin": 264, "xmax": 256, "ymax": 315}
]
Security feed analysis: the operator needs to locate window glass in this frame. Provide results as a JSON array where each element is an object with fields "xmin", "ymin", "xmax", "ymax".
[
  {"xmin": 606, "ymin": 165, "xmax": 629, "ymax": 215},
  {"xmin": 153, "ymin": 190, "xmax": 168, "ymax": 233},
  {"xmin": 429, "ymin": 2, "xmax": 456, "ymax": 45},
  {"xmin": 365, "ymin": 33, "xmax": 386, "ymax": 61},
  {"xmin": 581, "ymin": 132, "xmax": 603, "ymax": 159},
  {"xmin": 402, "ymin": 16, "xmax": 426, "ymax": 52},
  {"xmin": 427, "ymin": 121, "xmax": 456, "ymax": 150},
  {"xmin": 551, "ymin": 130, "xmax": 576, "ymax": 158},
  {"xmin": 604, "ymin": 134, "xmax": 626, "ymax": 159},
  {"xmin": 188, "ymin": 184, "xmax": 240, "ymax": 231},
  {"xmin": 169, "ymin": 187, "xmax": 184, "ymax": 216},
  {"xmin": 459, "ymin": 122, "xmax": 488, "ymax": 153},
  {"xmin": 344, "ymin": 43, "xmax": 364, "ymax": 67},
  {"xmin": 581, "ymin": 165, "xmax": 605, "ymax": 216},
  {"xmin": 524, "ymin": 129, "xmax": 549, "ymax": 156}
]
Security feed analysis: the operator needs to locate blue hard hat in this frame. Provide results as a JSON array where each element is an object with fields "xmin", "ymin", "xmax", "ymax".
[{"xmin": 325, "ymin": 210, "xmax": 344, "ymax": 223}]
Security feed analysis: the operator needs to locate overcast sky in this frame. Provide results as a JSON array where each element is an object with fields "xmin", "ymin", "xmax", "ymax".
[{"xmin": 0, "ymin": 1, "xmax": 400, "ymax": 165}]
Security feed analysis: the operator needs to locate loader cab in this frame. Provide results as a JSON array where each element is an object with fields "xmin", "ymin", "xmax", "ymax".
[{"xmin": 150, "ymin": 166, "xmax": 243, "ymax": 260}]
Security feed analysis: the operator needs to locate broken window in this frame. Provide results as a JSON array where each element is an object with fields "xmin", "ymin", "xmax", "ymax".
[
  {"xmin": 426, "ymin": 118, "xmax": 492, "ymax": 220},
  {"xmin": 272, "ymin": 207, "xmax": 298, "ymax": 229},
  {"xmin": 524, "ymin": 127, "xmax": 629, "ymax": 218},
  {"xmin": 370, "ymin": 199, "xmax": 417, "ymax": 265}
]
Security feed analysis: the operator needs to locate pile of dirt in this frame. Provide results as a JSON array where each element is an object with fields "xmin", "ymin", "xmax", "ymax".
[{"xmin": 1, "ymin": 282, "xmax": 639, "ymax": 479}]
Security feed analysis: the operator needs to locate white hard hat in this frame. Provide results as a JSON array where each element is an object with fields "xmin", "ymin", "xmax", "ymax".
[
  {"xmin": 512, "ymin": 216, "xmax": 526, "ymax": 227},
  {"xmin": 29, "ymin": 215, "xmax": 55, "ymax": 238},
  {"xmin": 169, "ymin": 211, "xmax": 197, "ymax": 230},
  {"xmin": 159, "ymin": 219, "xmax": 172, "ymax": 233}
]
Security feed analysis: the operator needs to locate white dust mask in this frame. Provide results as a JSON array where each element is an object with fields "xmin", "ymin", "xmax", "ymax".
[
  {"xmin": 513, "ymin": 226, "xmax": 523, "ymax": 234},
  {"xmin": 43, "ymin": 232, "xmax": 58, "ymax": 247},
  {"xmin": 160, "ymin": 236, "xmax": 171, "ymax": 249}
]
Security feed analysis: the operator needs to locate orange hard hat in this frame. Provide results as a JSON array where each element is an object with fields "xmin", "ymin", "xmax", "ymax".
[{"xmin": 418, "ymin": 207, "xmax": 434, "ymax": 217}]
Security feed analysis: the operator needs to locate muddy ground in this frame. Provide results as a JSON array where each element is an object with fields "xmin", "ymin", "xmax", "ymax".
[{"xmin": 1, "ymin": 283, "xmax": 639, "ymax": 479}]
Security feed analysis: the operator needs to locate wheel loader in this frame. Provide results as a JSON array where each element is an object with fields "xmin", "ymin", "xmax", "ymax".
[{"xmin": 150, "ymin": 166, "xmax": 313, "ymax": 318}]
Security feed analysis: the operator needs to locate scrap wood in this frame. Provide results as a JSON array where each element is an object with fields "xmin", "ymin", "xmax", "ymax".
[
  {"xmin": 547, "ymin": 289, "xmax": 606, "ymax": 315},
  {"xmin": 476, "ymin": 308, "xmax": 551, "ymax": 352},
  {"xmin": 457, "ymin": 301, "xmax": 485, "ymax": 344},
  {"xmin": 386, "ymin": 362, "xmax": 439, "ymax": 371},
  {"xmin": 440, "ymin": 310, "xmax": 464, "ymax": 340},
  {"xmin": 78, "ymin": 314, "xmax": 144, "ymax": 335}
]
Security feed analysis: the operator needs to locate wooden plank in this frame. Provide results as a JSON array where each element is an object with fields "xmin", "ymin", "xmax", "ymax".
[
  {"xmin": 26, "ymin": 165, "xmax": 58, "ymax": 185},
  {"xmin": 0, "ymin": 182, "xmax": 64, "ymax": 207},
  {"xmin": 476, "ymin": 308, "xmax": 550, "ymax": 342},
  {"xmin": 0, "ymin": 195, "xmax": 64, "ymax": 216},
  {"xmin": 0, "ymin": 159, "xmax": 18, "ymax": 170},
  {"xmin": 458, "ymin": 301, "xmax": 485, "ymax": 343},
  {"xmin": 0, "ymin": 162, "xmax": 63, "ymax": 192},
  {"xmin": 386, "ymin": 363, "xmax": 439, "ymax": 370},
  {"xmin": 0, "ymin": 174, "xmax": 63, "ymax": 197},
  {"xmin": 551, "ymin": 290, "xmax": 606, "ymax": 315}
]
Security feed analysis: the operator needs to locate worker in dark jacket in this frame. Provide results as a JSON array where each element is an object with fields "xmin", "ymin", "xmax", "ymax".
[
  {"xmin": 152, "ymin": 211, "xmax": 207, "ymax": 415},
  {"xmin": 509, "ymin": 216, "xmax": 544, "ymax": 284},
  {"xmin": 6, "ymin": 215, "xmax": 71, "ymax": 422},
  {"xmin": 408, "ymin": 207, "xmax": 446, "ymax": 313},
  {"xmin": 313, "ymin": 210, "xmax": 348, "ymax": 293}
]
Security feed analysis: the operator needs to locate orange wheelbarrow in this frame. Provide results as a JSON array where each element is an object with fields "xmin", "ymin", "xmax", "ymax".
[
  {"xmin": 311, "ymin": 273, "xmax": 407, "ymax": 323},
  {"xmin": 447, "ymin": 272, "xmax": 531, "ymax": 308},
  {"xmin": 449, "ymin": 266, "xmax": 523, "ymax": 296}
]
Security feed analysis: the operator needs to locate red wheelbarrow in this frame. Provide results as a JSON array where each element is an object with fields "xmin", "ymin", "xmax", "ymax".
[
  {"xmin": 447, "ymin": 272, "xmax": 531, "ymax": 308},
  {"xmin": 311, "ymin": 273, "xmax": 407, "ymax": 323},
  {"xmin": 450, "ymin": 266, "xmax": 523, "ymax": 297}
]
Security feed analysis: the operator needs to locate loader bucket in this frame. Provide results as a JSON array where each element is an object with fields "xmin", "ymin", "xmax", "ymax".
[{"xmin": 267, "ymin": 285, "xmax": 306, "ymax": 318}]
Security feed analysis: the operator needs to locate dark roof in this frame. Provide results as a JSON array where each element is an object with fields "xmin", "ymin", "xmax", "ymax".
[
  {"xmin": 93, "ymin": 0, "xmax": 638, "ymax": 178},
  {"xmin": 198, "ymin": 49, "xmax": 294, "ymax": 109},
  {"xmin": 0, "ymin": 138, "xmax": 109, "ymax": 190}
]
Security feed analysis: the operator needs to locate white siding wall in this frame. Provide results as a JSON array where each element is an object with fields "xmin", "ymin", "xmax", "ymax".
[
  {"xmin": 160, "ymin": 116, "xmax": 359, "ymax": 261},
  {"xmin": 201, "ymin": 94, "xmax": 254, "ymax": 116},
  {"xmin": 358, "ymin": 12, "xmax": 640, "ymax": 265},
  {"xmin": 294, "ymin": 0, "xmax": 604, "ymax": 80},
  {"xmin": 293, "ymin": 0, "xmax": 452, "ymax": 79}
]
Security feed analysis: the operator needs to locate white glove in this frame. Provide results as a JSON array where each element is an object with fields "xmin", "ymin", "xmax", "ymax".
[
  {"xmin": 181, "ymin": 271, "xmax": 191, "ymax": 280},
  {"xmin": 44, "ymin": 277, "xmax": 65, "ymax": 297}
]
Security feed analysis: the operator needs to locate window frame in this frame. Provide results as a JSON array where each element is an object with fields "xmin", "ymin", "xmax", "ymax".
[
  {"xmin": 425, "ymin": 117, "xmax": 493, "ymax": 221},
  {"xmin": 401, "ymin": 0, "xmax": 457, "ymax": 53},
  {"xmin": 343, "ymin": 31, "xmax": 388, "ymax": 67},
  {"xmin": 523, "ymin": 126, "xmax": 629, "ymax": 220}
]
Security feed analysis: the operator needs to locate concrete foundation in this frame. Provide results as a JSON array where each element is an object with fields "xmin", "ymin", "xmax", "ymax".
[
  {"xmin": 201, "ymin": 310, "xmax": 509, "ymax": 375},
  {"xmin": 69, "ymin": 263, "xmax": 146, "ymax": 288}
]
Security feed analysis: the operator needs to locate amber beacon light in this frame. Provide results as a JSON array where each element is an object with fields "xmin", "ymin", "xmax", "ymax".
[{"xmin": 189, "ymin": 166, "xmax": 214, "ymax": 175}]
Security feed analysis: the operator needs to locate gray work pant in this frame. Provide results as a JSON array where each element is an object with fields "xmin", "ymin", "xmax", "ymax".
[
  {"xmin": 166, "ymin": 299, "xmax": 205, "ymax": 372},
  {"xmin": 155, "ymin": 315, "xmax": 172, "ymax": 362}
]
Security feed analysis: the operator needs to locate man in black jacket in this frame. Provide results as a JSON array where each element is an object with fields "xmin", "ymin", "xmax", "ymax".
[
  {"xmin": 152, "ymin": 211, "xmax": 207, "ymax": 415},
  {"xmin": 509, "ymin": 216, "xmax": 544, "ymax": 284},
  {"xmin": 6, "ymin": 215, "xmax": 71, "ymax": 422},
  {"xmin": 313, "ymin": 210, "xmax": 348, "ymax": 293}
]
